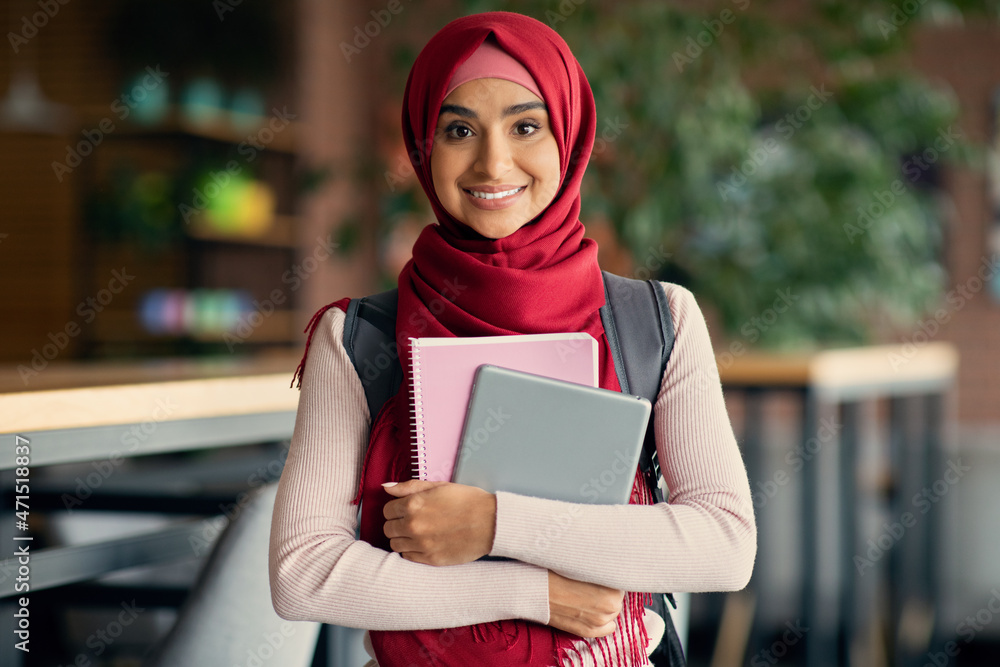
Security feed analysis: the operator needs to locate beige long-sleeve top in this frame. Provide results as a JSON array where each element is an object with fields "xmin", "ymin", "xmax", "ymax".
[{"xmin": 269, "ymin": 282, "xmax": 756, "ymax": 661}]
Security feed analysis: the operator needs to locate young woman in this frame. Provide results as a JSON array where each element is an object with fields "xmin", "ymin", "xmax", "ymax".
[{"xmin": 270, "ymin": 11, "xmax": 756, "ymax": 667}]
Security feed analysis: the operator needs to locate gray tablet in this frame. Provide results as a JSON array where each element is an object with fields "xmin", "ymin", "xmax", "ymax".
[{"xmin": 452, "ymin": 364, "xmax": 652, "ymax": 505}]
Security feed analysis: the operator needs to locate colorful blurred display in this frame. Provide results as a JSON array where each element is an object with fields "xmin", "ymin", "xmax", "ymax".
[
  {"xmin": 139, "ymin": 288, "xmax": 253, "ymax": 336},
  {"xmin": 191, "ymin": 170, "xmax": 276, "ymax": 239}
]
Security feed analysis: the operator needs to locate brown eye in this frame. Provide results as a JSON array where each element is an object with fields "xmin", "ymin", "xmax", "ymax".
[
  {"xmin": 446, "ymin": 124, "xmax": 473, "ymax": 139},
  {"xmin": 515, "ymin": 121, "xmax": 541, "ymax": 136}
]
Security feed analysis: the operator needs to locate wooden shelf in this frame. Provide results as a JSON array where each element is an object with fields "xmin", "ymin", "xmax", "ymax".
[
  {"xmin": 185, "ymin": 215, "xmax": 297, "ymax": 248},
  {"xmin": 79, "ymin": 105, "xmax": 299, "ymax": 154},
  {"xmin": 75, "ymin": 102, "xmax": 302, "ymax": 360},
  {"xmin": 91, "ymin": 309, "xmax": 297, "ymax": 346}
]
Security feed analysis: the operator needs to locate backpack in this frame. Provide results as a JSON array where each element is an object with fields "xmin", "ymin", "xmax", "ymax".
[{"xmin": 342, "ymin": 271, "xmax": 686, "ymax": 666}]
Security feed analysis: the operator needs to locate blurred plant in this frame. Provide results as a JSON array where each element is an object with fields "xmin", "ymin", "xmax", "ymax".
[
  {"xmin": 86, "ymin": 165, "xmax": 180, "ymax": 249},
  {"xmin": 372, "ymin": 0, "xmax": 995, "ymax": 347}
]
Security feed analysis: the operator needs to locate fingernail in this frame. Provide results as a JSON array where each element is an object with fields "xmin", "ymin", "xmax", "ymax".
[{"xmin": 382, "ymin": 482, "xmax": 398, "ymax": 487}]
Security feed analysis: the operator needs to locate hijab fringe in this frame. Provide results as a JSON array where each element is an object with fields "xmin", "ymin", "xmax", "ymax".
[{"xmin": 290, "ymin": 299, "xmax": 350, "ymax": 389}]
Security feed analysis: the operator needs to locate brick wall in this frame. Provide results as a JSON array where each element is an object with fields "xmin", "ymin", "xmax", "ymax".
[{"xmin": 911, "ymin": 24, "xmax": 1000, "ymax": 425}]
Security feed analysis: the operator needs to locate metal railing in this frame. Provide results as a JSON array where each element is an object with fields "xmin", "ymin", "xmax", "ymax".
[
  {"xmin": 718, "ymin": 342, "xmax": 958, "ymax": 667},
  {"xmin": 0, "ymin": 355, "xmax": 300, "ymax": 666}
]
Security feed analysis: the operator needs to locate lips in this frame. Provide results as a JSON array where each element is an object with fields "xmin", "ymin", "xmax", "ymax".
[{"xmin": 462, "ymin": 185, "xmax": 527, "ymax": 210}]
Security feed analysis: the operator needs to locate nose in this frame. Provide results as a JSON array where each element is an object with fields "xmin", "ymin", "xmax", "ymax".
[{"xmin": 473, "ymin": 129, "xmax": 513, "ymax": 180}]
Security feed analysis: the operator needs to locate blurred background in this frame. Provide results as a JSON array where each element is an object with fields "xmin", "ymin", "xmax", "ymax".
[{"xmin": 0, "ymin": 0, "xmax": 998, "ymax": 665}]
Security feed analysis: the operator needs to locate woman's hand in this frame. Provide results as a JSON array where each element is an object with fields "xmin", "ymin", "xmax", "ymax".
[
  {"xmin": 547, "ymin": 571, "xmax": 624, "ymax": 638},
  {"xmin": 382, "ymin": 480, "xmax": 496, "ymax": 566}
]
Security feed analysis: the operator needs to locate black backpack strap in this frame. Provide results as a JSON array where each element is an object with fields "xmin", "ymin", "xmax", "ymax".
[
  {"xmin": 600, "ymin": 271, "xmax": 685, "ymax": 665},
  {"xmin": 599, "ymin": 271, "xmax": 676, "ymax": 501},
  {"xmin": 599, "ymin": 271, "xmax": 674, "ymax": 401},
  {"xmin": 343, "ymin": 288, "xmax": 402, "ymax": 420}
]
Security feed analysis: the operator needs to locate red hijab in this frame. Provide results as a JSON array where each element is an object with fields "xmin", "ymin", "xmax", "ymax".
[{"xmin": 295, "ymin": 11, "xmax": 654, "ymax": 666}]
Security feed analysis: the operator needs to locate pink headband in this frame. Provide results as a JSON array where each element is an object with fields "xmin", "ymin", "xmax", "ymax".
[{"xmin": 444, "ymin": 38, "xmax": 543, "ymax": 100}]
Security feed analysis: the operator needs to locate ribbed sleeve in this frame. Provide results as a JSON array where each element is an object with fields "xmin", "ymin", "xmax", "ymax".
[
  {"xmin": 489, "ymin": 283, "xmax": 757, "ymax": 592},
  {"xmin": 268, "ymin": 308, "xmax": 552, "ymax": 629}
]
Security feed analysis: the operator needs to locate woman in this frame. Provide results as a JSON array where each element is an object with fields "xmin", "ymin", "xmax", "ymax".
[{"xmin": 270, "ymin": 11, "xmax": 756, "ymax": 667}]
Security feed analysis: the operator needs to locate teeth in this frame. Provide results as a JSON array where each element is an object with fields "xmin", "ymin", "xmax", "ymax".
[{"xmin": 468, "ymin": 187, "xmax": 523, "ymax": 200}]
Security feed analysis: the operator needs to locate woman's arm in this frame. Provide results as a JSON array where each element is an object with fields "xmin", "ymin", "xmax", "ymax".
[
  {"xmin": 487, "ymin": 283, "xmax": 757, "ymax": 592},
  {"xmin": 268, "ymin": 308, "xmax": 551, "ymax": 629}
]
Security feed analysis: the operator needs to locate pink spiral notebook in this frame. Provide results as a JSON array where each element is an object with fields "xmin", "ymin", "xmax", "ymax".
[{"xmin": 409, "ymin": 333, "xmax": 599, "ymax": 481}]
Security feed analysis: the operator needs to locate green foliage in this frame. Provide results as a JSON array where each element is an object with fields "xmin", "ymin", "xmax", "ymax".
[{"xmin": 411, "ymin": 0, "xmax": 997, "ymax": 346}]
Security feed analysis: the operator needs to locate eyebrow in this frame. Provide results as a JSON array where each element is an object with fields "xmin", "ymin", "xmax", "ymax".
[{"xmin": 439, "ymin": 101, "xmax": 547, "ymax": 119}]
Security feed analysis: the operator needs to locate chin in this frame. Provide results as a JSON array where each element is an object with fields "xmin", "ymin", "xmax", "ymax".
[
  {"xmin": 461, "ymin": 214, "xmax": 528, "ymax": 240},
  {"xmin": 483, "ymin": 223, "xmax": 526, "ymax": 240}
]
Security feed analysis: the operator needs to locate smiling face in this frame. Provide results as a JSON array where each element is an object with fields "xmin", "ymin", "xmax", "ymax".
[{"xmin": 430, "ymin": 78, "xmax": 561, "ymax": 240}]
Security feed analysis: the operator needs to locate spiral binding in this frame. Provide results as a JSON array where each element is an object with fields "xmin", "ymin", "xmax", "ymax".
[{"xmin": 409, "ymin": 338, "xmax": 427, "ymax": 479}]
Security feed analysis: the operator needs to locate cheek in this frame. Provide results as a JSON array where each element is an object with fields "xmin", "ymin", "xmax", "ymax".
[
  {"xmin": 542, "ymin": 150, "xmax": 560, "ymax": 183},
  {"xmin": 429, "ymin": 150, "xmax": 450, "ymax": 201},
  {"xmin": 533, "ymin": 138, "xmax": 562, "ymax": 203},
  {"xmin": 430, "ymin": 148, "xmax": 468, "ymax": 222}
]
